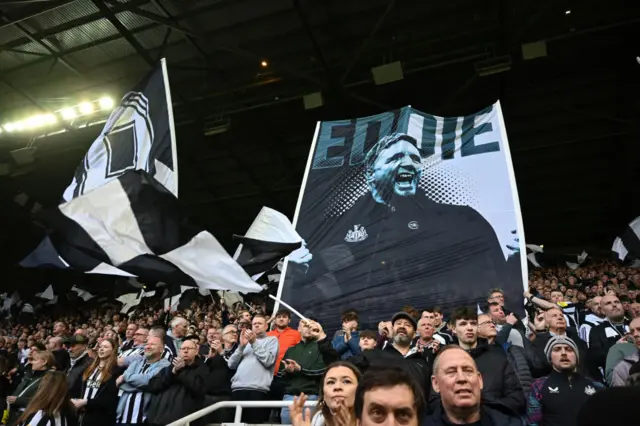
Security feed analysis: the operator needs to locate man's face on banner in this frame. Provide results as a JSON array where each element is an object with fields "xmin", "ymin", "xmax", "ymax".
[{"xmin": 368, "ymin": 140, "xmax": 422, "ymax": 203}]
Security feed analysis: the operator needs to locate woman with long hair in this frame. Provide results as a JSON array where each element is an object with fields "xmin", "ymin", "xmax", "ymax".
[
  {"xmin": 70, "ymin": 339, "xmax": 119, "ymax": 426},
  {"xmin": 15, "ymin": 371, "xmax": 76, "ymax": 426},
  {"xmin": 6, "ymin": 350, "xmax": 55, "ymax": 425},
  {"xmin": 290, "ymin": 361, "xmax": 361, "ymax": 426}
]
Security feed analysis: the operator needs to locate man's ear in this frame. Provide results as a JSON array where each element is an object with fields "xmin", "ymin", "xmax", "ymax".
[{"xmin": 431, "ymin": 374, "xmax": 440, "ymax": 394}]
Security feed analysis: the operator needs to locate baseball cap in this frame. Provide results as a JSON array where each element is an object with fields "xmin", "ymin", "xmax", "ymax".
[
  {"xmin": 65, "ymin": 335, "xmax": 89, "ymax": 346},
  {"xmin": 392, "ymin": 312, "xmax": 417, "ymax": 329}
]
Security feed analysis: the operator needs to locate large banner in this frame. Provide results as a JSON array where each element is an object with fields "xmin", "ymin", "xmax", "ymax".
[{"xmin": 279, "ymin": 102, "xmax": 527, "ymax": 329}]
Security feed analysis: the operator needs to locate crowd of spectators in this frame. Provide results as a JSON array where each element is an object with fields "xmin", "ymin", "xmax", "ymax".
[{"xmin": 0, "ymin": 261, "xmax": 639, "ymax": 426}]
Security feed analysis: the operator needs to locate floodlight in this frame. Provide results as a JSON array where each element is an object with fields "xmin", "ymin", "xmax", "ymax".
[
  {"xmin": 25, "ymin": 115, "xmax": 45, "ymax": 128},
  {"xmin": 43, "ymin": 114, "xmax": 57, "ymax": 124},
  {"xmin": 99, "ymin": 97, "xmax": 114, "ymax": 110},
  {"xmin": 79, "ymin": 102, "xmax": 94, "ymax": 114},
  {"xmin": 4, "ymin": 123, "xmax": 15, "ymax": 132},
  {"xmin": 61, "ymin": 107, "xmax": 77, "ymax": 120},
  {"xmin": 13, "ymin": 121, "xmax": 25, "ymax": 131},
  {"xmin": 260, "ymin": 60, "xmax": 268, "ymax": 67}
]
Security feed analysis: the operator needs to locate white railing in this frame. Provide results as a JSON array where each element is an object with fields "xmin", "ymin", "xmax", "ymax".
[{"xmin": 167, "ymin": 400, "xmax": 318, "ymax": 426}]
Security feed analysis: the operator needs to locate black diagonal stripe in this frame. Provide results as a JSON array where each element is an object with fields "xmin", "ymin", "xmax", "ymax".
[
  {"xmin": 117, "ymin": 254, "xmax": 196, "ymax": 288},
  {"xmin": 117, "ymin": 170, "xmax": 198, "ymax": 255},
  {"xmin": 233, "ymin": 236, "xmax": 301, "ymax": 276},
  {"xmin": 620, "ymin": 221, "xmax": 640, "ymax": 260}
]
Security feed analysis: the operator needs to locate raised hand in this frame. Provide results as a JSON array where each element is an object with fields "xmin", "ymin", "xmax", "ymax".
[{"xmin": 290, "ymin": 393, "xmax": 312, "ymax": 426}]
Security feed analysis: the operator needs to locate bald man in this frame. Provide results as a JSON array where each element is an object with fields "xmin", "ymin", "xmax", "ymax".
[
  {"xmin": 588, "ymin": 294, "xmax": 630, "ymax": 377},
  {"xmin": 47, "ymin": 336, "xmax": 70, "ymax": 372}
]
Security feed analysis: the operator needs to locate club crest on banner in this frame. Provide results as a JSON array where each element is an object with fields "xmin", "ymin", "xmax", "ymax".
[{"xmin": 345, "ymin": 225, "xmax": 368, "ymax": 243}]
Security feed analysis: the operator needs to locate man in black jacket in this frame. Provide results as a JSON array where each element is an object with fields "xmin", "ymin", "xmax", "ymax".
[
  {"xmin": 588, "ymin": 293, "xmax": 630, "ymax": 378},
  {"xmin": 426, "ymin": 346, "xmax": 522, "ymax": 426},
  {"xmin": 145, "ymin": 336, "xmax": 208, "ymax": 426},
  {"xmin": 65, "ymin": 334, "xmax": 92, "ymax": 398},
  {"xmin": 349, "ymin": 312, "xmax": 432, "ymax": 397},
  {"xmin": 443, "ymin": 307, "xmax": 525, "ymax": 415}
]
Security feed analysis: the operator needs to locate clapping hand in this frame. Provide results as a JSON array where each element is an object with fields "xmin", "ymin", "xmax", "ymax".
[
  {"xmin": 284, "ymin": 359, "xmax": 302, "ymax": 373},
  {"xmin": 290, "ymin": 393, "xmax": 312, "ymax": 426},
  {"xmin": 334, "ymin": 400, "xmax": 353, "ymax": 426},
  {"xmin": 172, "ymin": 357, "xmax": 185, "ymax": 374},
  {"xmin": 240, "ymin": 329, "xmax": 249, "ymax": 346},
  {"xmin": 245, "ymin": 329, "xmax": 256, "ymax": 344}
]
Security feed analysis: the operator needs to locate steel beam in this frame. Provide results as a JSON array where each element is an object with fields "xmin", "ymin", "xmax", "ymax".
[
  {"xmin": 91, "ymin": 0, "xmax": 155, "ymax": 66},
  {"xmin": 0, "ymin": 13, "xmax": 84, "ymax": 77},
  {"xmin": 0, "ymin": 0, "xmax": 75, "ymax": 31}
]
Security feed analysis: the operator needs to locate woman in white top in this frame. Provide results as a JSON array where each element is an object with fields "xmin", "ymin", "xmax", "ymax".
[{"xmin": 291, "ymin": 361, "xmax": 361, "ymax": 426}]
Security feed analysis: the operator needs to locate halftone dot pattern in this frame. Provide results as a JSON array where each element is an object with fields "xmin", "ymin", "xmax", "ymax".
[{"xmin": 324, "ymin": 159, "xmax": 479, "ymax": 218}]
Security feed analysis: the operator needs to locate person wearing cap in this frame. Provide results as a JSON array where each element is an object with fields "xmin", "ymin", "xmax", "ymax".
[
  {"xmin": 351, "ymin": 312, "xmax": 432, "ymax": 396},
  {"xmin": 65, "ymin": 334, "xmax": 93, "ymax": 399},
  {"xmin": 526, "ymin": 335, "xmax": 603, "ymax": 426}
]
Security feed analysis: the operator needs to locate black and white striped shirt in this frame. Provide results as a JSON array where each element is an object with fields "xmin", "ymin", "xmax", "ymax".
[
  {"xmin": 119, "ymin": 345, "xmax": 145, "ymax": 359},
  {"xmin": 16, "ymin": 410, "xmax": 71, "ymax": 426},
  {"xmin": 161, "ymin": 344, "xmax": 174, "ymax": 362},
  {"xmin": 82, "ymin": 367, "xmax": 103, "ymax": 400},
  {"xmin": 116, "ymin": 363, "xmax": 152, "ymax": 424}
]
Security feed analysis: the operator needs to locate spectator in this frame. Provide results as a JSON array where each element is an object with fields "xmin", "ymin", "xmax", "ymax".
[
  {"xmin": 115, "ymin": 336, "xmax": 170, "ymax": 426},
  {"xmin": 355, "ymin": 367, "xmax": 423, "ymax": 426},
  {"xmin": 121, "ymin": 323, "xmax": 138, "ymax": 353},
  {"xmin": 414, "ymin": 318, "xmax": 441, "ymax": 355},
  {"xmin": 531, "ymin": 307, "xmax": 589, "ymax": 378},
  {"xmin": 148, "ymin": 327, "xmax": 175, "ymax": 362},
  {"xmin": 446, "ymin": 307, "xmax": 525, "ymax": 415},
  {"xmin": 118, "ymin": 328, "xmax": 148, "ymax": 365},
  {"xmin": 201, "ymin": 330, "xmax": 234, "ymax": 425},
  {"xmin": 228, "ymin": 314, "xmax": 279, "ymax": 423},
  {"xmin": 610, "ymin": 316, "xmax": 640, "ymax": 386},
  {"xmin": 198, "ymin": 327, "xmax": 221, "ymax": 358},
  {"xmin": 527, "ymin": 336, "xmax": 603, "ymax": 426},
  {"xmin": 576, "ymin": 386, "xmax": 640, "ymax": 426},
  {"xmin": 144, "ymin": 336, "xmax": 208, "ymax": 426},
  {"xmin": 267, "ymin": 308, "xmax": 302, "ymax": 418},
  {"xmin": 426, "ymin": 346, "xmax": 521, "ymax": 426},
  {"xmin": 167, "ymin": 317, "xmax": 188, "ymax": 356},
  {"xmin": 280, "ymin": 319, "xmax": 337, "ymax": 424},
  {"xmin": 46, "ymin": 336, "xmax": 70, "ymax": 373},
  {"xmin": 358, "ymin": 330, "xmax": 377, "ymax": 352},
  {"xmin": 14, "ymin": 371, "xmax": 77, "ymax": 426},
  {"xmin": 53, "ymin": 322, "xmax": 67, "ymax": 338},
  {"xmin": 477, "ymin": 313, "xmax": 534, "ymax": 398},
  {"xmin": 71, "ymin": 339, "xmax": 119, "ymax": 426},
  {"xmin": 6, "ymin": 350, "xmax": 56, "ymax": 425},
  {"xmin": 588, "ymin": 294, "xmax": 630, "ymax": 376},
  {"xmin": 487, "ymin": 303, "xmax": 524, "ymax": 348},
  {"xmin": 65, "ymin": 335, "xmax": 92, "ymax": 399},
  {"xmin": 332, "ymin": 311, "xmax": 361, "ymax": 360},
  {"xmin": 220, "ymin": 324, "xmax": 238, "ymax": 360},
  {"xmin": 579, "ymin": 296, "xmax": 604, "ymax": 347},
  {"xmin": 422, "ymin": 308, "xmax": 454, "ymax": 345},
  {"xmin": 290, "ymin": 361, "xmax": 361, "ymax": 426}
]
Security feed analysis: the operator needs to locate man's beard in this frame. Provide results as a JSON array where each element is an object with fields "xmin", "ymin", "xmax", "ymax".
[{"xmin": 394, "ymin": 334, "xmax": 412, "ymax": 346}]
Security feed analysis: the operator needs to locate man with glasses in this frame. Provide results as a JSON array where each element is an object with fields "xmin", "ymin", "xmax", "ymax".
[
  {"xmin": 221, "ymin": 324, "xmax": 238, "ymax": 362},
  {"xmin": 145, "ymin": 336, "xmax": 209, "ymax": 426},
  {"xmin": 478, "ymin": 313, "xmax": 534, "ymax": 398},
  {"xmin": 118, "ymin": 328, "xmax": 149, "ymax": 368}
]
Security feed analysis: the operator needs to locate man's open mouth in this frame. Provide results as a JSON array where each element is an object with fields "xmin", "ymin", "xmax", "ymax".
[{"xmin": 396, "ymin": 172, "xmax": 414, "ymax": 183}]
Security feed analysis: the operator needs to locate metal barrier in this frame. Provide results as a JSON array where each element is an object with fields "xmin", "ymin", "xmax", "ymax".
[{"xmin": 167, "ymin": 400, "xmax": 318, "ymax": 426}]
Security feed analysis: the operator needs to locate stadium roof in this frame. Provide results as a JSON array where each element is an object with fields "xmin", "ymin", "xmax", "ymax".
[{"xmin": 0, "ymin": 0, "xmax": 638, "ymax": 257}]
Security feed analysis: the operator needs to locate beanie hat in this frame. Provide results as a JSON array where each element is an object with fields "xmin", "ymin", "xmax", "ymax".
[{"xmin": 544, "ymin": 335, "xmax": 579, "ymax": 363}]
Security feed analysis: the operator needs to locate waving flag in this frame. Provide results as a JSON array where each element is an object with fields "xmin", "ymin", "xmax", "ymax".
[{"xmin": 22, "ymin": 59, "xmax": 261, "ymax": 295}]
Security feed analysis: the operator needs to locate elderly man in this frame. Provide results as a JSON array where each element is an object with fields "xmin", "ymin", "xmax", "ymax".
[
  {"xmin": 144, "ymin": 336, "xmax": 208, "ymax": 426},
  {"xmin": 65, "ymin": 334, "xmax": 92, "ymax": 398},
  {"xmin": 167, "ymin": 317, "xmax": 188, "ymax": 357},
  {"xmin": 588, "ymin": 293, "xmax": 630, "ymax": 376},
  {"xmin": 425, "ymin": 346, "xmax": 521, "ymax": 425}
]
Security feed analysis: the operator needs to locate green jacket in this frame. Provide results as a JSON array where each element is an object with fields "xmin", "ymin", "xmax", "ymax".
[{"xmin": 280, "ymin": 337, "xmax": 338, "ymax": 395}]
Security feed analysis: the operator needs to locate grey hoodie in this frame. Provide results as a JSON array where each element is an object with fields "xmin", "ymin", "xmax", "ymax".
[
  {"xmin": 611, "ymin": 351, "xmax": 640, "ymax": 387},
  {"xmin": 228, "ymin": 335, "xmax": 279, "ymax": 392}
]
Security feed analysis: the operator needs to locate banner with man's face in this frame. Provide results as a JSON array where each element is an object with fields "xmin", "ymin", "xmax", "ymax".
[{"xmin": 279, "ymin": 102, "xmax": 527, "ymax": 329}]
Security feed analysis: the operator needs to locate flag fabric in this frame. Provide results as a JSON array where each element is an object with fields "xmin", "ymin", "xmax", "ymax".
[
  {"xmin": 612, "ymin": 216, "xmax": 640, "ymax": 263},
  {"xmin": 21, "ymin": 59, "xmax": 262, "ymax": 295},
  {"xmin": 233, "ymin": 207, "xmax": 302, "ymax": 277},
  {"xmin": 526, "ymin": 244, "xmax": 588, "ymax": 270},
  {"xmin": 277, "ymin": 102, "xmax": 528, "ymax": 329}
]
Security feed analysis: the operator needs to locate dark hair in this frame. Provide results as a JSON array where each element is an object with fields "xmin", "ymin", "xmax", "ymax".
[
  {"xmin": 402, "ymin": 305, "xmax": 420, "ymax": 321},
  {"xmin": 275, "ymin": 309, "xmax": 291, "ymax": 319},
  {"xmin": 354, "ymin": 367, "xmax": 425, "ymax": 420},
  {"xmin": 184, "ymin": 334, "xmax": 200, "ymax": 344},
  {"xmin": 341, "ymin": 310, "xmax": 359, "ymax": 324},
  {"xmin": 449, "ymin": 307, "xmax": 477, "ymax": 326},
  {"xmin": 31, "ymin": 342, "xmax": 46, "ymax": 351},
  {"xmin": 314, "ymin": 361, "xmax": 362, "ymax": 422},
  {"xmin": 360, "ymin": 330, "xmax": 377, "ymax": 340}
]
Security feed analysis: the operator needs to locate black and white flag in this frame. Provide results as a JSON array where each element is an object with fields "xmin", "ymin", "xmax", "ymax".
[
  {"xmin": 612, "ymin": 216, "xmax": 640, "ymax": 264},
  {"xmin": 22, "ymin": 59, "xmax": 262, "ymax": 294},
  {"xmin": 233, "ymin": 207, "xmax": 302, "ymax": 279}
]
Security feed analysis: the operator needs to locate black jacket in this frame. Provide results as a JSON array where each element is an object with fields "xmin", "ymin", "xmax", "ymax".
[
  {"xmin": 78, "ymin": 367, "xmax": 119, "ymax": 426},
  {"xmin": 204, "ymin": 354, "xmax": 232, "ymax": 396},
  {"xmin": 144, "ymin": 359, "xmax": 208, "ymax": 426},
  {"xmin": 526, "ymin": 370, "xmax": 603, "ymax": 426},
  {"xmin": 349, "ymin": 342, "xmax": 433, "ymax": 397},
  {"xmin": 284, "ymin": 191, "xmax": 521, "ymax": 330},
  {"xmin": 423, "ymin": 403, "xmax": 522, "ymax": 426},
  {"xmin": 503, "ymin": 342, "xmax": 533, "ymax": 398},
  {"xmin": 8, "ymin": 369, "xmax": 49, "ymax": 425},
  {"xmin": 53, "ymin": 348, "xmax": 70, "ymax": 372},
  {"xmin": 67, "ymin": 353, "xmax": 93, "ymax": 399},
  {"xmin": 531, "ymin": 330, "xmax": 592, "ymax": 379},
  {"xmin": 588, "ymin": 321, "xmax": 629, "ymax": 375}
]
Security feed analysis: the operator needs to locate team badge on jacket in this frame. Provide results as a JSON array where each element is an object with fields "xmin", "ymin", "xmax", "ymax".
[
  {"xmin": 345, "ymin": 225, "xmax": 368, "ymax": 242},
  {"xmin": 584, "ymin": 385, "xmax": 596, "ymax": 395}
]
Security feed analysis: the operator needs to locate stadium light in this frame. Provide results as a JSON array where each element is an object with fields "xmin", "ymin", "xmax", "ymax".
[
  {"xmin": 79, "ymin": 102, "xmax": 94, "ymax": 115},
  {"xmin": 4, "ymin": 123, "xmax": 16, "ymax": 132},
  {"xmin": 60, "ymin": 107, "xmax": 77, "ymax": 120},
  {"xmin": 260, "ymin": 60, "xmax": 268, "ymax": 67},
  {"xmin": 99, "ymin": 97, "xmax": 114, "ymax": 110}
]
